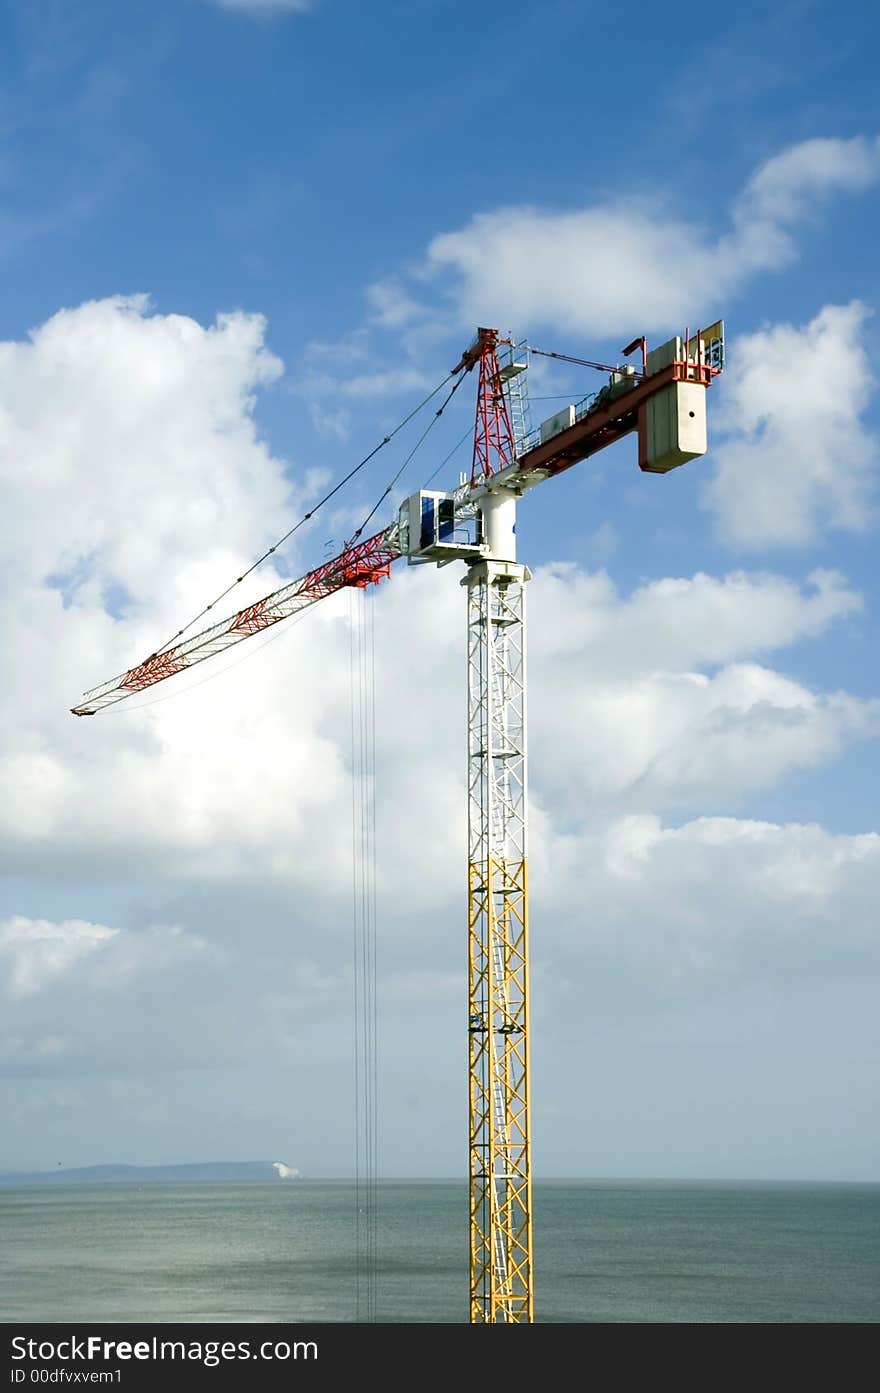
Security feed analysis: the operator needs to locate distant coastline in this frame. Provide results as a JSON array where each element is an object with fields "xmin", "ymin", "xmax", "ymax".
[
  {"xmin": 0, "ymin": 1161, "xmax": 295, "ymax": 1187},
  {"xmin": 3, "ymin": 1166, "xmax": 877, "ymax": 1188}
]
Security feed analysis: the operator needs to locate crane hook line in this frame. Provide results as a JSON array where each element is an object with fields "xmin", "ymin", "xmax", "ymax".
[
  {"xmin": 350, "ymin": 586, "xmax": 380, "ymax": 1320},
  {"xmin": 148, "ymin": 368, "xmax": 458, "ymax": 661},
  {"xmin": 529, "ymin": 346, "xmax": 644, "ymax": 379}
]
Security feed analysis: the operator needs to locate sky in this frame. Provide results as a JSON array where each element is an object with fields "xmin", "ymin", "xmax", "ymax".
[{"xmin": 1, "ymin": 0, "xmax": 879, "ymax": 1183}]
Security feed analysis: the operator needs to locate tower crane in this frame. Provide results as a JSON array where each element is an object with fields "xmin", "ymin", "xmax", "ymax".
[{"xmin": 71, "ymin": 319, "xmax": 724, "ymax": 1322}]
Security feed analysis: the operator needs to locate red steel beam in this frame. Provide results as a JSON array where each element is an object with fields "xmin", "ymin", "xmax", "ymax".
[{"xmin": 515, "ymin": 361, "xmax": 712, "ymax": 480}]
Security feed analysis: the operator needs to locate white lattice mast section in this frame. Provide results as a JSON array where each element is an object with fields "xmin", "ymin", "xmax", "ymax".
[{"xmin": 497, "ymin": 338, "xmax": 532, "ymax": 456}]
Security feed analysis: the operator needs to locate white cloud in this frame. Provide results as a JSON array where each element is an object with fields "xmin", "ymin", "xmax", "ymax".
[
  {"xmin": 0, "ymin": 917, "xmax": 117, "ymax": 997},
  {"xmin": 300, "ymin": 363, "xmax": 432, "ymax": 405},
  {"xmin": 308, "ymin": 400, "xmax": 351, "ymax": 441},
  {"xmin": 334, "ymin": 367, "xmax": 431, "ymax": 399},
  {"xmin": 527, "ymin": 566, "xmax": 876, "ymax": 814},
  {"xmin": 365, "ymin": 279, "xmax": 425, "ymax": 329},
  {"xmin": 585, "ymin": 521, "xmax": 618, "ymax": 562},
  {"xmin": 737, "ymin": 135, "xmax": 880, "ymax": 226},
  {"xmin": 0, "ymin": 914, "xmax": 205, "ymax": 1002},
  {"xmin": 704, "ymin": 301, "xmax": 878, "ymax": 548},
  {"xmin": 0, "ymin": 294, "xmax": 293, "ymax": 600},
  {"xmin": 0, "ymin": 295, "xmax": 354, "ymax": 887},
  {"xmin": 0, "ymin": 906, "xmax": 336, "ymax": 1081},
  {"xmin": 540, "ymin": 815, "xmax": 880, "ymax": 994},
  {"xmin": 4, "ymin": 806, "xmax": 878, "ymax": 1098},
  {"xmin": 530, "ymin": 565, "xmax": 861, "ymax": 673},
  {"xmin": 533, "ymin": 661, "xmax": 878, "ymax": 816},
  {"xmin": 422, "ymin": 135, "xmax": 880, "ymax": 336}
]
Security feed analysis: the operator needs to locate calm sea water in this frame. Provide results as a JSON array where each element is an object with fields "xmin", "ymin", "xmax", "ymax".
[{"xmin": 2, "ymin": 1180, "xmax": 878, "ymax": 1323}]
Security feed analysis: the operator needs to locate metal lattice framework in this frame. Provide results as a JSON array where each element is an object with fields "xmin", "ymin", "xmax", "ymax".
[
  {"xmin": 470, "ymin": 328, "xmax": 517, "ymax": 488},
  {"xmin": 466, "ymin": 559, "xmax": 532, "ymax": 1323},
  {"xmin": 71, "ymin": 527, "xmax": 400, "ymax": 716}
]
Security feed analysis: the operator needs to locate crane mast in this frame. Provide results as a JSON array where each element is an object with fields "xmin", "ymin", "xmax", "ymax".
[
  {"xmin": 70, "ymin": 317, "xmax": 722, "ymax": 1325},
  {"xmin": 464, "ymin": 338, "xmax": 532, "ymax": 1322}
]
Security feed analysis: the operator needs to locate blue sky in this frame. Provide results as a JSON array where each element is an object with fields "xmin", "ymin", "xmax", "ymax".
[{"xmin": 2, "ymin": 0, "xmax": 880, "ymax": 1184}]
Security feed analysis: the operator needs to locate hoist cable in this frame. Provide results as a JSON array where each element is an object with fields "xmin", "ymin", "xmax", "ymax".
[
  {"xmin": 345, "ymin": 371, "xmax": 468, "ymax": 547},
  {"xmin": 365, "ymin": 591, "xmax": 378, "ymax": 1319},
  {"xmin": 349, "ymin": 589, "xmax": 363, "ymax": 1319},
  {"xmin": 529, "ymin": 346, "xmax": 644, "ymax": 378},
  {"xmin": 369, "ymin": 592, "xmax": 379, "ymax": 1320},
  {"xmin": 422, "ymin": 422, "xmax": 473, "ymax": 488},
  {"xmin": 359, "ymin": 590, "xmax": 371, "ymax": 1319},
  {"xmin": 350, "ymin": 585, "xmax": 380, "ymax": 1321}
]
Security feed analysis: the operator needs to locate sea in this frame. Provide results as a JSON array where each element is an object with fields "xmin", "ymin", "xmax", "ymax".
[{"xmin": 2, "ymin": 1179, "xmax": 879, "ymax": 1324}]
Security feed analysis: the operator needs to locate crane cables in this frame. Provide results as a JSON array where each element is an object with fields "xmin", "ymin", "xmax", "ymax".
[
  {"xmin": 147, "ymin": 368, "xmax": 462, "ymax": 662},
  {"xmin": 344, "ymin": 372, "xmax": 466, "ymax": 1324},
  {"xmin": 344, "ymin": 369, "xmax": 468, "ymax": 548},
  {"xmin": 350, "ymin": 583, "xmax": 379, "ymax": 1321},
  {"xmin": 529, "ymin": 345, "xmax": 645, "ymax": 378}
]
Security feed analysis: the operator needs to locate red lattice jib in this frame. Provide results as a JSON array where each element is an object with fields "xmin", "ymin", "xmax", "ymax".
[
  {"xmin": 302, "ymin": 530, "xmax": 399, "ymax": 598},
  {"xmin": 121, "ymin": 651, "xmax": 187, "ymax": 691},
  {"xmin": 229, "ymin": 599, "xmax": 275, "ymax": 635}
]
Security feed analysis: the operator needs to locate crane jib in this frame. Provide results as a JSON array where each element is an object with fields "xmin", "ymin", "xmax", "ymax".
[{"xmin": 70, "ymin": 527, "xmax": 401, "ymax": 715}]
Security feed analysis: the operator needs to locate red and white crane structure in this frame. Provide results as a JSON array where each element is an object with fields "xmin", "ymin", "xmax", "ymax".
[{"xmin": 72, "ymin": 319, "xmax": 723, "ymax": 1322}]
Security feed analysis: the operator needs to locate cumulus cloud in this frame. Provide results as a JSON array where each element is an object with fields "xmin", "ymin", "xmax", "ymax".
[
  {"xmin": 704, "ymin": 301, "xmax": 878, "ymax": 548},
  {"xmin": 527, "ymin": 565, "xmax": 878, "ymax": 813},
  {"xmin": 0, "ymin": 295, "xmax": 355, "ymax": 888},
  {"xmin": 540, "ymin": 815, "xmax": 880, "ymax": 995},
  {"xmin": 0, "ymin": 917, "xmax": 117, "ymax": 997},
  {"xmin": 0, "ymin": 909, "xmax": 332, "ymax": 1079},
  {"xmin": 0, "ymin": 294, "xmax": 296, "ymax": 600},
  {"xmin": 365, "ymin": 280, "xmax": 425, "ymax": 329},
  {"xmin": 4, "ymin": 806, "xmax": 878, "ymax": 1110},
  {"xmin": 736, "ymin": 135, "xmax": 880, "ymax": 227},
  {"xmin": 0, "ymin": 915, "xmax": 213, "ymax": 1079},
  {"xmin": 422, "ymin": 135, "xmax": 880, "ymax": 336},
  {"xmin": 0, "ymin": 916, "xmax": 204, "ymax": 1001},
  {"xmin": 529, "ymin": 565, "xmax": 861, "ymax": 673},
  {"xmin": 533, "ymin": 660, "xmax": 878, "ymax": 816},
  {"xmin": 302, "ymin": 365, "xmax": 432, "ymax": 400}
]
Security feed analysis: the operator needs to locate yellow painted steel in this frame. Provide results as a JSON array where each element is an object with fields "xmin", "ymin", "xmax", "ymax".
[{"xmin": 468, "ymin": 854, "xmax": 533, "ymax": 1322}]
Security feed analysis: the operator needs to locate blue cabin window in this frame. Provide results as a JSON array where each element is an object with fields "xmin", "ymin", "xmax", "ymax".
[
  {"xmin": 438, "ymin": 498, "xmax": 454, "ymax": 542},
  {"xmin": 420, "ymin": 496, "xmax": 435, "ymax": 550}
]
